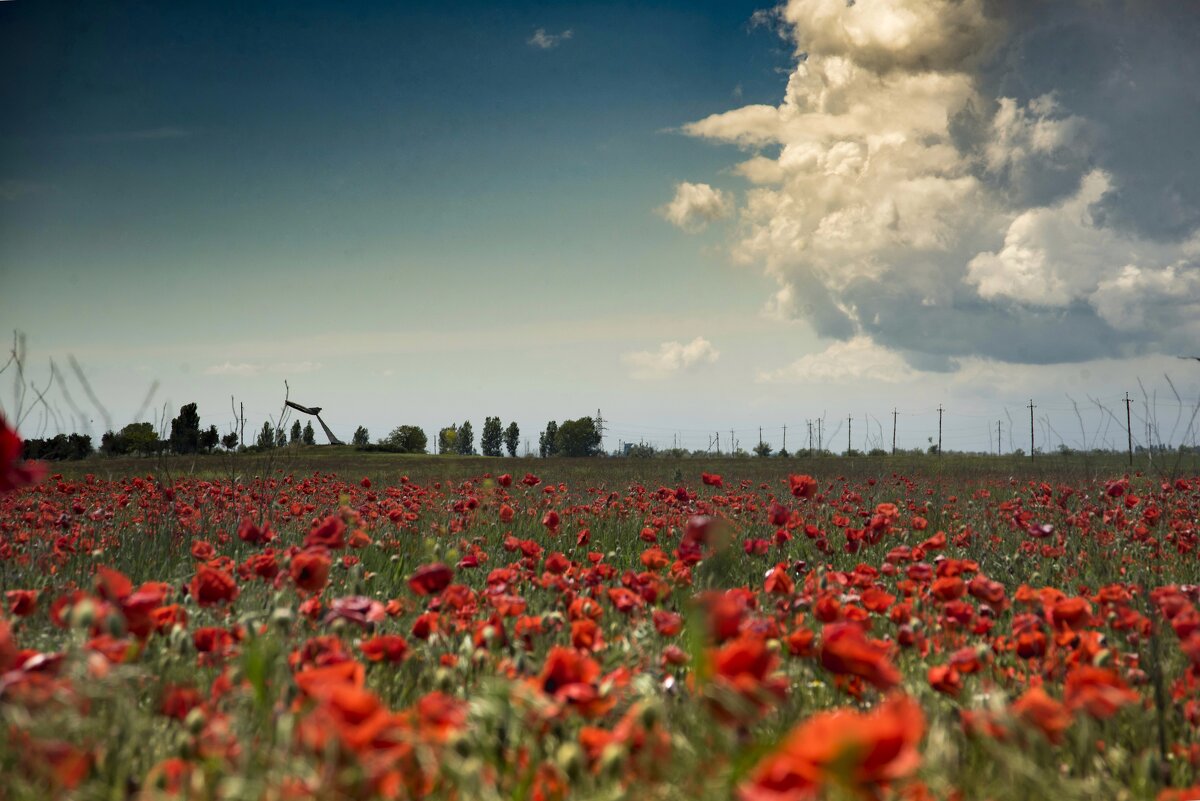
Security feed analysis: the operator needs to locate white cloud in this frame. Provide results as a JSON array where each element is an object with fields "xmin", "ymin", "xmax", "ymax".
[
  {"xmin": 657, "ymin": 182, "xmax": 733, "ymax": 232},
  {"xmin": 205, "ymin": 362, "xmax": 261, "ymax": 376},
  {"xmin": 622, "ymin": 337, "xmax": 720, "ymax": 379},
  {"xmin": 967, "ymin": 170, "xmax": 1117, "ymax": 306},
  {"xmin": 528, "ymin": 28, "xmax": 573, "ymax": 49},
  {"xmin": 758, "ymin": 337, "xmax": 917, "ymax": 384},
  {"xmin": 666, "ymin": 0, "xmax": 1200, "ymax": 366},
  {"xmin": 268, "ymin": 361, "xmax": 323, "ymax": 374}
]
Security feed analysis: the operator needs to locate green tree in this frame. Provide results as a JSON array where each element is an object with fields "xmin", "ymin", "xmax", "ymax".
[
  {"xmin": 200, "ymin": 425, "xmax": 220, "ymax": 452},
  {"xmin": 101, "ymin": 422, "xmax": 160, "ymax": 456},
  {"xmin": 302, "ymin": 422, "xmax": 315, "ymax": 445},
  {"xmin": 169, "ymin": 402, "xmax": 202, "ymax": 454},
  {"xmin": 275, "ymin": 426, "xmax": 287, "ymax": 448},
  {"xmin": 384, "ymin": 425, "xmax": 428, "ymax": 453},
  {"xmin": 256, "ymin": 421, "xmax": 275, "ymax": 449},
  {"xmin": 438, "ymin": 426, "xmax": 457, "ymax": 455},
  {"xmin": 100, "ymin": 430, "xmax": 121, "ymax": 456},
  {"xmin": 352, "ymin": 426, "xmax": 370, "ymax": 447},
  {"xmin": 539, "ymin": 421, "xmax": 559, "ymax": 457},
  {"xmin": 123, "ymin": 422, "xmax": 160, "ymax": 454},
  {"xmin": 455, "ymin": 420, "xmax": 475, "ymax": 455},
  {"xmin": 481, "ymin": 416, "xmax": 503, "ymax": 456},
  {"xmin": 221, "ymin": 431, "xmax": 239, "ymax": 450},
  {"xmin": 554, "ymin": 417, "xmax": 601, "ymax": 457},
  {"xmin": 504, "ymin": 421, "xmax": 520, "ymax": 457},
  {"xmin": 754, "ymin": 442, "xmax": 773, "ymax": 458},
  {"xmin": 290, "ymin": 420, "xmax": 302, "ymax": 444}
]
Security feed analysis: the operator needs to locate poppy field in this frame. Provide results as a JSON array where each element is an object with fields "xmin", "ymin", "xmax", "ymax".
[{"xmin": 3, "ymin": 432, "xmax": 1200, "ymax": 799}]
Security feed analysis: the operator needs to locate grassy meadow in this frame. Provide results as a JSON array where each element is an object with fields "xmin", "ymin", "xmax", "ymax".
[{"xmin": 3, "ymin": 447, "xmax": 1200, "ymax": 800}]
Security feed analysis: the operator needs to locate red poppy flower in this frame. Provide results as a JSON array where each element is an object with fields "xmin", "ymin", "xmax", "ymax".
[
  {"xmin": 190, "ymin": 540, "xmax": 216, "ymax": 561},
  {"xmin": 290, "ymin": 549, "xmax": 332, "ymax": 594},
  {"xmin": 652, "ymin": 613, "xmax": 681, "ymax": 637},
  {"xmin": 765, "ymin": 563, "xmax": 795, "ymax": 595},
  {"xmin": 360, "ymin": 634, "xmax": 409, "ymax": 663},
  {"xmin": 819, "ymin": 622, "xmax": 900, "ymax": 691},
  {"xmin": 237, "ymin": 519, "xmax": 274, "ymax": 545},
  {"xmin": 305, "ymin": 515, "xmax": 347, "ymax": 549},
  {"xmin": 536, "ymin": 646, "xmax": 613, "ymax": 718},
  {"xmin": 408, "ymin": 563, "xmax": 453, "ymax": 596},
  {"xmin": 1012, "ymin": 686, "xmax": 1073, "ymax": 743},
  {"xmin": 788, "ymin": 474, "xmax": 818, "ymax": 500},
  {"xmin": 189, "ymin": 565, "xmax": 238, "ymax": 607},
  {"xmin": 1064, "ymin": 665, "xmax": 1138, "ymax": 719},
  {"xmin": 571, "ymin": 618, "xmax": 603, "ymax": 652},
  {"xmin": 6, "ymin": 589, "xmax": 37, "ymax": 617}
]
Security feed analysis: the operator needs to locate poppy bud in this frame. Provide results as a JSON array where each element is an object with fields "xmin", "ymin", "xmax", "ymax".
[
  {"xmin": 184, "ymin": 707, "xmax": 206, "ymax": 734},
  {"xmin": 638, "ymin": 699, "xmax": 663, "ymax": 729},
  {"xmin": 69, "ymin": 598, "xmax": 97, "ymax": 630},
  {"xmin": 104, "ymin": 611, "xmax": 126, "ymax": 638},
  {"xmin": 169, "ymin": 624, "xmax": 191, "ymax": 654},
  {"xmin": 450, "ymin": 733, "xmax": 472, "ymax": 759},
  {"xmin": 599, "ymin": 743, "xmax": 627, "ymax": 781},
  {"xmin": 556, "ymin": 743, "xmax": 585, "ymax": 782}
]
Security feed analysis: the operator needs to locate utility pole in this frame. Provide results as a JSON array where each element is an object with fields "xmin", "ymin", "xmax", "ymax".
[
  {"xmin": 595, "ymin": 409, "xmax": 605, "ymax": 452},
  {"xmin": 891, "ymin": 409, "xmax": 897, "ymax": 455},
  {"xmin": 239, "ymin": 402, "xmax": 245, "ymax": 449},
  {"xmin": 807, "ymin": 420, "xmax": 812, "ymax": 456},
  {"xmin": 847, "ymin": 416, "xmax": 852, "ymax": 454},
  {"xmin": 1124, "ymin": 392, "xmax": 1133, "ymax": 466},
  {"xmin": 937, "ymin": 404, "xmax": 943, "ymax": 456},
  {"xmin": 1028, "ymin": 399, "xmax": 1036, "ymax": 460},
  {"xmin": 997, "ymin": 421, "xmax": 1001, "ymax": 457},
  {"xmin": 817, "ymin": 418, "xmax": 823, "ymax": 453},
  {"xmin": 716, "ymin": 431, "xmax": 721, "ymax": 456},
  {"xmin": 758, "ymin": 426, "xmax": 763, "ymax": 451},
  {"xmin": 782, "ymin": 424, "xmax": 787, "ymax": 454},
  {"xmin": 730, "ymin": 429, "xmax": 735, "ymax": 456}
]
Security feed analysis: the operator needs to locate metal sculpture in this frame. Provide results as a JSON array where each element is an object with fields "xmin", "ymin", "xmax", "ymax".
[{"xmin": 284, "ymin": 400, "xmax": 344, "ymax": 445}]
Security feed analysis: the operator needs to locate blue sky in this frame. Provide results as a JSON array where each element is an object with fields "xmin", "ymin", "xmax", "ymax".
[{"xmin": 3, "ymin": 1, "xmax": 1199, "ymax": 454}]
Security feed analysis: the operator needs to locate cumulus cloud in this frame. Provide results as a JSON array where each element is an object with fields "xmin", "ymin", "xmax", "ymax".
[
  {"xmin": 658, "ymin": 182, "xmax": 733, "ymax": 232},
  {"xmin": 622, "ymin": 337, "xmax": 720, "ymax": 379},
  {"xmin": 758, "ymin": 337, "xmax": 917, "ymax": 384},
  {"xmin": 671, "ymin": 0, "xmax": 1200, "ymax": 367},
  {"xmin": 528, "ymin": 28, "xmax": 573, "ymax": 49}
]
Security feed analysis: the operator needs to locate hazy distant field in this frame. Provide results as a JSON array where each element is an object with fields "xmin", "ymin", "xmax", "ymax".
[{"xmin": 57, "ymin": 445, "xmax": 1194, "ymax": 485}]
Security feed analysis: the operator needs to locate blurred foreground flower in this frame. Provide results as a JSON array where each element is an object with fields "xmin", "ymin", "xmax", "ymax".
[
  {"xmin": 739, "ymin": 693, "xmax": 924, "ymax": 801},
  {"xmin": 0, "ymin": 414, "xmax": 45, "ymax": 493}
]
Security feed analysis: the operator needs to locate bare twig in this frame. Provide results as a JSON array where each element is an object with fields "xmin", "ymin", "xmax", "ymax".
[{"xmin": 67, "ymin": 354, "xmax": 113, "ymax": 434}]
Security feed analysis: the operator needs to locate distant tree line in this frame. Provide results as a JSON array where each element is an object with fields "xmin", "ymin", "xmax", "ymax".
[
  {"xmin": 28, "ymin": 399, "xmax": 334, "ymax": 460},
  {"xmin": 29, "ymin": 405, "xmax": 607, "ymax": 461},
  {"xmin": 345, "ymin": 415, "xmax": 602, "ymax": 458},
  {"xmin": 22, "ymin": 433, "xmax": 94, "ymax": 461}
]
